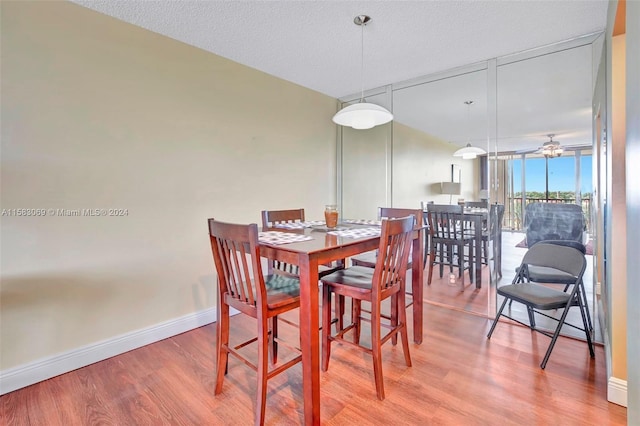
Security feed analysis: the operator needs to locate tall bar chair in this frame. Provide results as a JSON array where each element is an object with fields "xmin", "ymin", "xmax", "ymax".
[{"xmin": 208, "ymin": 219, "xmax": 302, "ymax": 426}]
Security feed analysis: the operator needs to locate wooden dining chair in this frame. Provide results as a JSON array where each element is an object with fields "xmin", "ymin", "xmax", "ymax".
[
  {"xmin": 426, "ymin": 204, "xmax": 475, "ymax": 291},
  {"xmin": 208, "ymin": 219, "xmax": 302, "ymax": 426},
  {"xmin": 261, "ymin": 208, "xmax": 306, "ymax": 276},
  {"xmin": 261, "ymin": 208, "xmax": 344, "ymax": 277},
  {"xmin": 350, "ymin": 208, "xmax": 425, "ymax": 327},
  {"xmin": 465, "ymin": 200, "xmax": 489, "ymax": 209},
  {"xmin": 320, "ymin": 216, "xmax": 414, "ymax": 400},
  {"xmin": 261, "ymin": 208, "xmax": 345, "ymax": 329},
  {"xmin": 350, "ymin": 207, "xmax": 426, "ymax": 271}
]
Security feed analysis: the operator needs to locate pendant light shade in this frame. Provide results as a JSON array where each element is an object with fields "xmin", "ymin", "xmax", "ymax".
[
  {"xmin": 332, "ymin": 102, "xmax": 393, "ymax": 130},
  {"xmin": 333, "ymin": 15, "xmax": 393, "ymax": 130},
  {"xmin": 453, "ymin": 100, "xmax": 486, "ymax": 159},
  {"xmin": 453, "ymin": 143, "xmax": 486, "ymax": 160}
]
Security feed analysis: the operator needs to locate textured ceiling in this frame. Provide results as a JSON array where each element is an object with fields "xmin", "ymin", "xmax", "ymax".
[
  {"xmin": 71, "ymin": 1, "xmax": 607, "ymax": 99},
  {"xmin": 70, "ymin": 1, "xmax": 607, "ymax": 152}
]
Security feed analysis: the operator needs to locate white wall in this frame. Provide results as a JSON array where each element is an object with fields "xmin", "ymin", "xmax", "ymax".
[
  {"xmin": 0, "ymin": 1, "xmax": 337, "ymax": 374},
  {"xmin": 393, "ymin": 122, "xmax": 477, "ymax": 207}
]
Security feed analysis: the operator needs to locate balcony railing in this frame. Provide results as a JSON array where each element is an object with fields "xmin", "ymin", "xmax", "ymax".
[{"xmin": 504, "ymin": 197, "xmax": 592, "ymax": 232}]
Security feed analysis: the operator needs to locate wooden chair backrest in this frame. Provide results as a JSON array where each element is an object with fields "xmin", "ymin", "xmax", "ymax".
[
  {"xmin": 208, "ymin": 219, "xmax": 266, "ymax": 311},
  {"xmin": 426, "ymin": 204, "xmax": 465, "ymax": 240},
  {"xmin": 465, "ymin": 200, "xmax": 488, "ymax": 209},
  {"xmin": 372, "ymin": 216, "xmax": 414, "ymax": 295},
  {"xmin": 379, "ymin": 207, "xmax": 422, "ymax": 227},
  {"xmin": 261, "ymin": 209, "xmax": 305, "ymax": 229}
]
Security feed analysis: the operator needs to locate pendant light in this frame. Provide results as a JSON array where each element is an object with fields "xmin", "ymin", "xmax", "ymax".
[
  {"xmin": 453, "ymin": 100, "xmax": 486, "ymax": 159},
  {"xmin": 332, "ymin": 15, "xmax": 393, "ymax": 130}
]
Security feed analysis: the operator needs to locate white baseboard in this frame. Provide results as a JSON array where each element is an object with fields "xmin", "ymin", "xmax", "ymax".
[
  {"xmin": 0, "ymin": 307, "xmax": 224, "ymax": 395},
  {"xmin": 608, "ymin": 377, "xmax": 628, "ymax": 407}
]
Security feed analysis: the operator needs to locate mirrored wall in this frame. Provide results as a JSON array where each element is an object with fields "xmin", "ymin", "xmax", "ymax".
[{"xmin": 338, "ymin": 33, "xmax": 603, "ymax": 342}]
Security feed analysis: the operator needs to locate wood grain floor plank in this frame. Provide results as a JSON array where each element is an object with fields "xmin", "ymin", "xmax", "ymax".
[{"xmin": 0, "ymin": 302, "xmax": 626, "ymax": 425}]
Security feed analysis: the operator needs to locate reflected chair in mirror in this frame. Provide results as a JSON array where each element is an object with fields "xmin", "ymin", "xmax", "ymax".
[
  {"xmin": 465, "ymin": 200, "xmax": 489, "ymax": 209},
  {"xmin": 320, "ymin": 216, "xmax": 414, "ymax": 400},
  {"xmin": 524, "ymin": 202, "xmax": 586, "ymax": 247},
  {"xmin": 487, "ymin": 242, "xmax": 594, "ymax": 369},
  {"xmin": 208, "ymin": 219, "xmax": 302, "ymax": 425},
  {"xmin": 426, "ymin": 204, "xmax": 474, "ymax": 291},
  {"xmin": 481, "ymin": 203, "xmax": 505, "ymax": 277},
  {"xmin": 512, "ymin": 239, "xmax": 593, "ymax": 332}
]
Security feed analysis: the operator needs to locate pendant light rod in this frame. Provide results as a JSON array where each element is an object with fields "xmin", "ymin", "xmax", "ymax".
[
  {"xmin": 332, "ymin": 14, "xmax": 393, "ymax": 130},
  {"xmin": 453, "ymin": 99, "xmax": 486, "ymax": 159},
  {"xmin": 464, "ymin": 100, "xmax": 473, "ymax": 143},
  {"xmin": 354, "ymin": 15, "xmax": 371, "ymax": 102}
]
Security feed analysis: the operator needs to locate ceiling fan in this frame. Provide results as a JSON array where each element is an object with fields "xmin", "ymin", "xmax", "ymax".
[
  {"xmin": 514, "ymin": 134, "xmax": 588, "ymax": 157},
  {"xmin": 540, "ymin": 134, "xmax": 563, "ymax": 158}
]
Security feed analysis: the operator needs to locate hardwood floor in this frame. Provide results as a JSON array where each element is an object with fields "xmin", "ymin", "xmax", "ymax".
[{"xmin": 0, "ymin": 302, "xmax": 626, "ymax": 425}]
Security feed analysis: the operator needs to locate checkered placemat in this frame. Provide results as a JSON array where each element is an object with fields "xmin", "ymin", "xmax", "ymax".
[
  {"xmin": 343, "ymin": 219, "xmax": 382, "ymax": 226},
  {"xmin": 258, "ymin": 231, "xmax": 314, "ymax": 245},
  {"xmin": 273, "ymin": 220, "xmax": 325, "ymax": 230},
  {"xmin": 328, "ymin": 227, "xmax": 381, "ymax": 238}
]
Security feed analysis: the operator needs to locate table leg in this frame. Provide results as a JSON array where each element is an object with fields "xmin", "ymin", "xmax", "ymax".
[{"xmin": 299, "ymin": 255, "xmax": 320, "ymax": 425}]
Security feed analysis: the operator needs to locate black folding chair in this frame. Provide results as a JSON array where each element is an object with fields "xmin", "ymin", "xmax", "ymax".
[{"xmin": 487, "ymin": 242, "xmax": 595, "ymax": 369}]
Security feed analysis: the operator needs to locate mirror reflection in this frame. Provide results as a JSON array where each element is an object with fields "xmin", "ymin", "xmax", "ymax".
[
  {"xmin": 339, "ymin": 39, "xmax": 598, "ymax": 340},
  {"xmin": 494, "ymin": 43, "xmax": 597, "ymax": 341},
  {"xmin": 392, "ymin": 69, "xmax": 490, "ymax": 316}
]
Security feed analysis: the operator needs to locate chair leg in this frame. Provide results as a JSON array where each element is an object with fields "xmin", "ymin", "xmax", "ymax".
[
  {"xmin": 540, "ymin": 300, "xmax": 574, "ymax": 369},
  {"xmin": 370, "ymin": 300, "xmax": 385, "ymax": 401},
  {"xmin": 215, "ymin": 301, "xmax": 230, "ymax": 395},
  {"xmin": 255, "ymin": 314, "xmax": 269, "ymax": 425},
  {"xmin": 526, "ymin": 306, "xmax": 536, "ymax": 329},
  {"xmin": 496, "ymin": 241, "xmax": 503, "ymax": 278},
  {"xmin": 578, "ymin": 280, "xmax": 594, "ymax": 332},
  {"xmin": 390, "ymin": 293, "xmax": 398, "ymax": 345},
  {"xmin": 487, "ymin": 297, "xmax": 509, "ymax": 338},
  {"xmin": 398, "ymin": 290, "xmax": 412, "ymax": 367},
  {"xmin": 322, "ymin": 285, "xmax": 332, "ymax": 372},
  {"xmin": 458, "ymin": 244, "xmax": 465, "ymax": 292},
  {"xmin": 427, "ymin": 248, "xmax": 436, "ymax": 285},
  {"xmin": 338, "ymin": 295, "xmax": 345, "ymax": 332},
  {"xmin": 352, "ymin": 300, "xmax": 362, "ymax": 344},
  {"xmin": 577, "ymin": 292, "xmax": 596, "ymax": 358},
  {"xmin": 269, "ymin": 316, "xmax": 278, "ymax": 365}
]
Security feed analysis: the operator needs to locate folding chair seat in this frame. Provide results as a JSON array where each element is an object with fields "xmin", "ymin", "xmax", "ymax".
[
  {"xmin": 487, "ymin": 242, "xmax": 594, "ymax": 369},
  {"xmin": 514, "ymin": 239, "xmax": 593, "ymax": 332}
]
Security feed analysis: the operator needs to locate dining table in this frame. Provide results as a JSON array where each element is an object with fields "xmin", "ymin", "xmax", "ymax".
[{"xmin": 258, "ymin": 221, "xmax": 425, "ymax": 425}]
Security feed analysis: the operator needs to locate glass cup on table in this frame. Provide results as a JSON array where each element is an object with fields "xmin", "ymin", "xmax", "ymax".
[{"xmin": 324, "ymin": 204, "xmax": 339, "ymax": 229}]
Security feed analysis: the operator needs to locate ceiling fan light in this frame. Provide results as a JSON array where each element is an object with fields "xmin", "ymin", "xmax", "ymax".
[
  {"xmin": 332, "ymin": 102, "xmax": 393, "ymax": 130},
  {"xmin": 542, "ymin": 133, "xmax": 563, "ymax": 158},
  {"xmin": 453, "ymin": 143, "xmax": 486, "ymax": 159}
]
